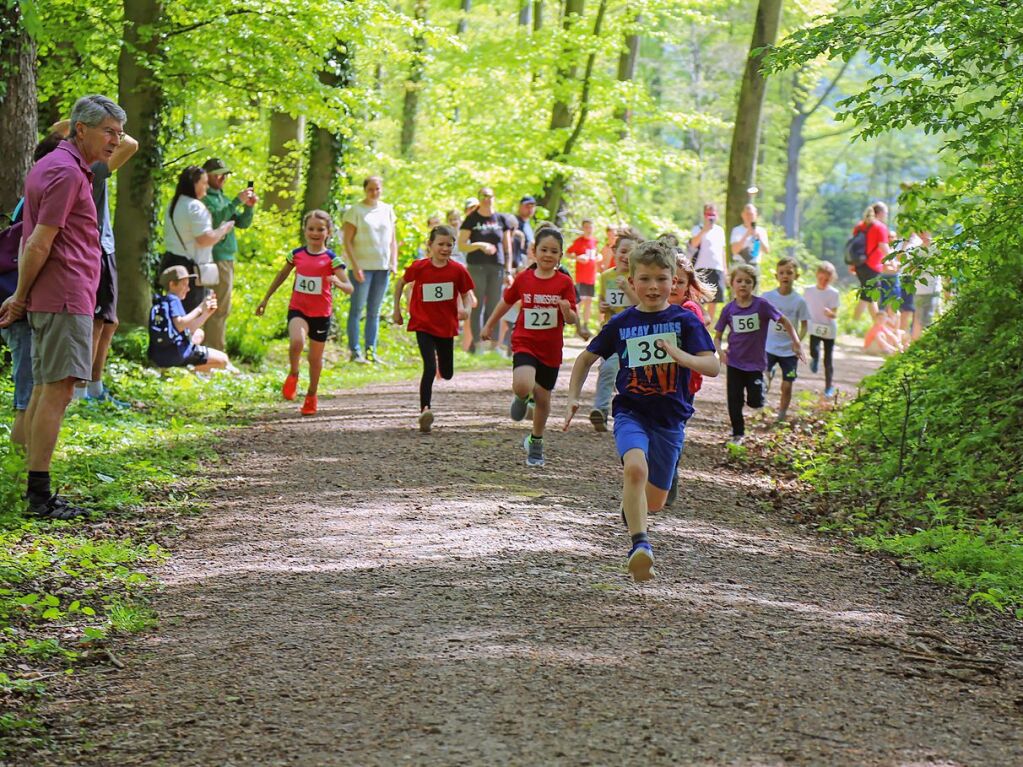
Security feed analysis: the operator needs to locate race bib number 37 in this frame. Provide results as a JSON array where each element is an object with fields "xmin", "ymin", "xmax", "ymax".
[
  {"xmin": 732, "ymin": 313, "xmax": 760, "ymax": 333},
  {"xmin": 294, "ymin": 275, "xmax": 323, "ymax": 295},
  {"xmin": 605, "ymin": 288, "xmax": 628, "ymax": 308},
  {"xmin": 422, "ymin": 282, "xmax": 454, "ymax": 302},
  {"xmin": 626, "ymin": 332, "xmax": 676, "ymax": 368},
  {"xmin": 523, "ymin": 307, "xmax": 558, "ymax": 330}
]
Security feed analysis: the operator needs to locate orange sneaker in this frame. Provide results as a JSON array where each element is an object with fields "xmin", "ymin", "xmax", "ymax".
[
  {"xmin": 282, "ymin": 373, "xmax": 299, "ymax": 401},
  {"xmin": 301, "ymin": 394, "xmax": 318, "ymax": 416}
]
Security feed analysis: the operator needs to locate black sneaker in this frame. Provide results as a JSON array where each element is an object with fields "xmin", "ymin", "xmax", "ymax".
[{"xmin": 29, "ymin": 495, "xmax": 88, "ymax": 520}]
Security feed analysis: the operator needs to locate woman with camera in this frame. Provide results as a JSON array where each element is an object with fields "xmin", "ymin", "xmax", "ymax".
[
  {"xmin": 730, "ymin": 203, "xmax": 771, "ymax": 275},
  {"xmin": 160, "ymin": 165, "xmax": 235, "ymax": 313}
]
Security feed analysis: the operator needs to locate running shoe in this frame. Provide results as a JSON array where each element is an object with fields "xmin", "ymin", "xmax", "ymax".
[
  {"xmin": 765, "ymin": 366, "xmax": 775, "ymax": 393},
  {"xmin": 29, "ymin": 495, "xmax": 88, "ymax": 521},
  {"xmin": 88, "ymin": 385, "xmax": 130, "ymax": 409},
  {"xmin": 727, "ymin": 434, "xmax": 745, "ymax": 447},
  {"xmin": 589, "ymin": 408, "xmax": 608, "ymax": 433},
  {"xmin": 824, "ymin": 386, "xmax": 836, "ymax": 398},
  {"xmin": 666, "ymin": 471, "xmax": 679, "ymax": 507},
  {"xmin": 775, "ymin": 409, "xmax": 788, "ymax": 424},
  {"xmin": 282, "ymin": 373, "xmax": 299, "ymax": 401},
  {"xmin": 510, "ymin": 396, "xmax": 529, "ymax": 422},
  {"xmin": 627, "ymin": 542, "xmax": 655, "ymax": 582},
  {"xmin": 524, "ymin": 435, "xmax": 545, "ymax": 467},
  {"xmin": 419, "ymin": 408, "xmax": 434, "ymax": 434},
  {"xmin": 351, "ymin": 352, "xmax": 370, "ymax": 365},
  {"xmin": 300, "ymin": 394, "xmax": 318, "ymax": 416},
  {"xmin": 525, "ymin": 398, "xmax": 535, "ymax": 420},
  {"xmin": 809, "ymin": 357, "xmax": 819, "ymax": 374}
]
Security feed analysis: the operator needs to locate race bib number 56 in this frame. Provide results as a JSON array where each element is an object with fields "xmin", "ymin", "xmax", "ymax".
[
  {"xmin": 626, "ymin": 332, "xmax": 676, "ymax": 368},
  {"xmin": 294, "ymin": 275, "xmax": 322, "ymax": 295},
  {"xmin": 732, "ymin": 313, "xmax": 760, "ymax": 333},
  {"xmin": 422, "ymin": 282, "xmax": 454, "ymax": 302},
  {"xmin": 523, "ymin": 307, "xmax": 558, "ymax": 329}
]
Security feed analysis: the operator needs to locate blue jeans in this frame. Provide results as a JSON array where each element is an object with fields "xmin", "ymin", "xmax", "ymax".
[
  {"xmin": 347, "ymin": 269, "xmax": 390, "ymax": 355},
  {"xmin": 593, "ymin": 353, "xmax": 619, "ymax": 413},
  {"xmin": 1, "ymin": 320, "xmax": 34, "ymax": 410}
]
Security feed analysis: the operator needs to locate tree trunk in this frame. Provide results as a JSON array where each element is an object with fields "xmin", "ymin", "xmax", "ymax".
[
  {"xmin": 533, "ymin": 0, "xmax": 543, "ymax": 31},
  {"xmin": 783, "ymin": 110, "xmax": 806, "ymax": 246},
  {"xmin": 304, "ymin": 45, "xmax": 354, "ymax": 214},
  {"xmin": 115, "ymin": 0, "xmax": 165, "ymax": 327},
  {"xmin": 725, "ymin": 0, "xmax": 784, "ymax": 239},
  {"xmin": 400, "ymin": 0, "xmax": 428, "ymax": 158},
  {"xmin": 519, "ymin": 0, "xmax": 531, "ymax": 26},
  {"xmin": 264, "ymin": 112, "xmax": 306, "ymax": 213},
  {"xmin": 457, "ymin": 0, "xmax": 470, "ymax": 34},
  {"xmin": 614, "ymin": 17, "xmax": 640, "ymax": 137},
  {"xmin": 0, "ymin": 1, "xmax": 37, "ymax": 216}
]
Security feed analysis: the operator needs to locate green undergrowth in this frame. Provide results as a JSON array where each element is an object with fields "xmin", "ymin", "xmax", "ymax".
[
  {"xmin": 0, "ymin": 322, "xmax": 506, "ymax": 756},
  {"xmin": 789, "ymin": 275, "xmax": 1023, "ymax": 617}
]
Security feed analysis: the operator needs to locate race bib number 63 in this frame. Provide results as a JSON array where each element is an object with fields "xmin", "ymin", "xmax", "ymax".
[
  {"xmin": 732, "ymin": 313, "xmax": 760, "ymax": 333},
  {"xmin": 626, "ymin": 332, "xmax": 676, "ymax": 368},
  {"xmin": 523, "ymin": 307, "xmax": 558, "ymax": 329},
  {"xmin": 812, "ymin": 322, "xmax": 836, "ymax": 340}
]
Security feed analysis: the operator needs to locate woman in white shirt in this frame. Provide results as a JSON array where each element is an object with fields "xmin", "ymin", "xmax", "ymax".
[
  {"xmin": 342, "ymin": 175, "xmax": 398, "ymax": 363},
  {"xmin": 729, "ymin": 203, "xmax": 770, "ymax": 272},
  {"xmin": 160, "ymin": 166, "xmax": 234, "ymax": 313}
]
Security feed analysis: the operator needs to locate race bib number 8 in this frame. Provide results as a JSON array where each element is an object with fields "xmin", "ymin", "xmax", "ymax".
[
  {"xmin": 732, "ymin": 313, "xmax": 760, "ymax": 333},
  {"xmin": 523, "ymin": 307, "xmax": 558, "ymax": 330},
  {"xmin": 812, "ymin": 322, "xmax": 836, "ymax": 340},
  {"xmin": 294, "ymin": 275, "xmax": 322, "ymax": 295},
  {"xmin": 422, "ymin": 282, "xmax": 454, "ymax": 302},
  {"xmin": 626, "ymin": 332, "xmax": 676, "ymax": 368},
  {"xmin": 605, "ymin": 288, "xmax": 628, "ymax": 308}
]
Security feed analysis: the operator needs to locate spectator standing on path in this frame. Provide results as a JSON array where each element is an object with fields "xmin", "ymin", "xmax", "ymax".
[
  {"xmin": 341, "ymin": 175, "xmax": 397, "ymax": 364},
  {"xmin": 49, "ymin": 118, "xmax": 139, "ymax": 406},
  {"xmin": 161, "ymin": 166, "xmax": 235, "ymax": 314},
  {"xmin": 0, "ymin": 95, "xmax": 126, "ymax": 519},
  {"xmin": 512, "ymin": 195, "xmax": 536, "ymax": 271},
  {"xmin": 200, "ymin": 158, "xmax": 257, "ymax": 352},
  {"xmin": 729, "ymin": 203, "xmax": 770, "ymax": 274},
  {"xmin": 446, "ymin": 210, "xmax": 467, "ymax": 266},
  {"xmin": 850, "ymin": 201, "xmax": 891, "ymax": 321},
  {"xmin": 458, "ymin": 187, "xmax": 512, "ymax": 353},
  {"xmin": 689, "ymin": 202, "xmax": 727, "ymax": 323},
  {"xmin": 567, "ymin": 218, "xmax": 600, "ymax": 333},
  {"xmin": 908, "ymin": 231, "xmax": 942, "ymax": 341}
]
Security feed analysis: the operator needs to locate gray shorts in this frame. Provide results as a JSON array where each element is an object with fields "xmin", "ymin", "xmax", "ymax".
[
  {"xmin": 914, "ymin": 293, "xmax": 940, "ymax": 328},
  {"xmin": 28, "ymin": 311, "xmax": 93, "ymax": 384}
]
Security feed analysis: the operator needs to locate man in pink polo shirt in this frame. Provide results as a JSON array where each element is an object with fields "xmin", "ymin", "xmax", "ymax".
[{"xmin": 0, "ymin": 95, "xmax": 126, "ymax": 520}]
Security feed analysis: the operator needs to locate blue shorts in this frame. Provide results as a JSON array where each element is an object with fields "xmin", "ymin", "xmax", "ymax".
[
  {"xmin": 612, "ymin": 409, "xmax": 686, "ymax": 491},
  {"xmin": 1, "ymin": 320, "xmax": 34, "ymax": 410},
  {"xmin": 878, "ymin": 274, "xmax": 901, "ymax": 310},
  {"xmin": 767, "ymin": 353, "xmax": 798, "ymax": 381}
]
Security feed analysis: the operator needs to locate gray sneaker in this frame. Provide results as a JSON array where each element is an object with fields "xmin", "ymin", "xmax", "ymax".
[
  {"xmin": 588, "ymin": 408, "xmax": 608, "ymax": 432},
  {"xmin": 523, "ymin": 435, "xmax": 545, "ymax": 467},
  {"xmin": 510, "ymin": 396, "xmax": 529, "ymax": 422}
]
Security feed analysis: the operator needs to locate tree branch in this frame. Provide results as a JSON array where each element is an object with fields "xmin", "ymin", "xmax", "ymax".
[
  {"xmin": 804, "ymin": 124, "xmax": 857, "ymax": 142},
  {"xmin": 806, "ymin": 57, "xmax": 852, "ymax": 117},
  {"xmin": 557, "ymin": 0, "xmax": 609, "ymax": 160},
  {"xmin": 165, "ymin": 9, "xmax": 264, "ymax": 38}
]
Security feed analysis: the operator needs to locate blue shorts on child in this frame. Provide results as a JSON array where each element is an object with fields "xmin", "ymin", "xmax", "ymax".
[{"xmin": 613, "ymin": 408, "xmax": 686, "ymax": 491}]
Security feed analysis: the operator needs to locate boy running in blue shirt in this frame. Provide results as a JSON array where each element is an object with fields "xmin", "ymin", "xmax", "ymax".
[{"xmin": 564, "ymin": 240, "xmax": 719, "ymax": 582}]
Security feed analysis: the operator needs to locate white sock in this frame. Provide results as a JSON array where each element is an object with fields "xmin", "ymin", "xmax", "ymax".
[
  {"xmin": 87, "ymin": 380, "xmax": 104, "ymax": 398},
  {"xmin": 73, "ymin": 384, "xmax": 87, "ymax": 399}
]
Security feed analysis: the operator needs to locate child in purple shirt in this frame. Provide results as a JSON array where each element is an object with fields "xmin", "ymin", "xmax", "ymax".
[{"xmin": 714, "ymin": 265, "xmax": 803, "ymax": 444}]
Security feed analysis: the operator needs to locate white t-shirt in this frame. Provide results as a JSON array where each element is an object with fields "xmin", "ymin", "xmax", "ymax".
[
  {"xmin": 803, "ymin": 285, "xmax": 840, "ymax": 338},
  {"xmin": 901, "ymin": 234, "xmax": 941, "ymax": 295},
  {"xmin": 729, "ymin": 224, "xmax": 768, "ymax": 265},
  {"xmin": 165, "ymin": 196, "xmax": 213, "ymax": 264},
  {"xmin": 342, "ymin": 201, "xmax": 396, "ymax": 271},
  {"xmin": 763, "ymin": 288, "xmax": 809, "ymax": 356},
  {"xmin": 690, "ymin": 224, "xmax": 726, "ymax": 272}
]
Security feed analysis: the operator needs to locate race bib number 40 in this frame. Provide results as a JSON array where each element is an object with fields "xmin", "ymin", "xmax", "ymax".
[
  {"xmin": 812, "ymin": 322, "xmax": 836, "ymax": 340},
  {"xmin": 626, "ymin": 332, "xmax": 676, "ymax": 368},
  {"xmin": 294, "ymin": 275, "xmax": 323, "ymax": 295},
  {"xmin": 422, "ymin": 282, "xmax": 454, "ymax": 302},
  {"xmin": 523, "ymin": 307, "xmax": 558, "ymax": 330},
  {"xmin": 605, "ymin": 288, "xmax": 629, "ymax": 308},
  {"xmin": 732, "ymin": 313, "xmax": 760, "ymax": 333}
]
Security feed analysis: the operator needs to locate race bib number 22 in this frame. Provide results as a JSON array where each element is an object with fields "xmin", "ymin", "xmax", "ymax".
[{"xmin": 523, "ymin": 307, "xmax": 558, "ymax": 329}]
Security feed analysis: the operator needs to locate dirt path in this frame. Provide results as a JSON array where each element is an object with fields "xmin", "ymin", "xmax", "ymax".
[{"xmin": 32, "ymin": 341, "xmax": 1023, "ymax": 767}]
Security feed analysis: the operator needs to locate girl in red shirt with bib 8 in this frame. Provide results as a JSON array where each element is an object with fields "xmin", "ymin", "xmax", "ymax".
[
  {"xmin": 256, "ymin": 210, "xmax": 353, "ymax": 416},
  {"xmin": 481, "ymin": 226, "xmax": 577, "ymax": 468},
  {"xmin": 392, "ymin": 225, "xmax": 475, "ymax": 434}
]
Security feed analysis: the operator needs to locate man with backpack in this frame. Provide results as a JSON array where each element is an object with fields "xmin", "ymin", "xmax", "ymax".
[{"xmin": 846, "ymin": 201, "xmax": 891, "ymax": 321}]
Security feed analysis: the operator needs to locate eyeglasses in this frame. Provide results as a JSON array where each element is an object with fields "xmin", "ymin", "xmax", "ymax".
[{"xmin": 99, "ymin": 127, "xmax": 125, "ymax": 141}]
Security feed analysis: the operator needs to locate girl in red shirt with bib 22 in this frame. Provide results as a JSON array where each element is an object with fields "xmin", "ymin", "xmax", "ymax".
[
  {"xmin": 392, "ymin": 225, "xmax": 475, "ymax": 433},
  {"xmin": 256, "ymin": 210, "xmax": 353, "ymax": 416},
  {"xmin": 481, "ymin": 225, "xmax": 578, "ymax": 467}
]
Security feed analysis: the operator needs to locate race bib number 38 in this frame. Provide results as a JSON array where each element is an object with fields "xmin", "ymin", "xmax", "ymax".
[
  {"xmin": 523, "ymin": 307, "xmax": 558, "ymax": 330},
  {"xmin": 626, "ymin": 332, "xmax": 676, "ymax": 368},
  {"xmin": 422, "ymin": 282, "xmax": 454, "ymax": 302},
  {"xmin": 294, "ymin": 275, "xmax": 323, "ymax": 295},
  {"xmin": 731, "ymin": 313, "xmax": 760, "ymax": 333}
]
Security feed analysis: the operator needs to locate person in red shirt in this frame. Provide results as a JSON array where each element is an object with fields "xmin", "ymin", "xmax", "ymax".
[
  {"xmin": 567, "ymin": 218, "xmax": 599, "ymax": 333},
  {"xmin": 256, "ymin": 210, "xmax": 352, "ymax": 416},
  {"xmin": 392, "ymin": 225, "xmax": 475, "ymax": 433},
  {"xmin": 850, "ymin": 201, "xmax": 891, "ymax": 321},
  {"xmin": 481, "ymin": 226, "xmax": 578, "ymax": 467}
]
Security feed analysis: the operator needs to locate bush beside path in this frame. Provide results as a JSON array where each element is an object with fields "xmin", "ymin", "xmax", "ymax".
[{"xmin": 22, "ymin": 342, "xmax": 1023, "ymax": 766}]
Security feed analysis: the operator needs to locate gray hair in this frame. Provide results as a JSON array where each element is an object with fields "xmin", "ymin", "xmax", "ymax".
[{"xmin": 69, "ymin": 95, "xmax": 126, "ymax": 130}]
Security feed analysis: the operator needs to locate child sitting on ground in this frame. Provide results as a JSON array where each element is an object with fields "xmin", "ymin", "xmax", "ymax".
[{"xmin": 148, "ymin": 265, "xmax": 234, "ymax": 372}]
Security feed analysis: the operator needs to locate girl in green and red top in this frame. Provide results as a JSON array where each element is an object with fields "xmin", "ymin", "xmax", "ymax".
[
  {"xmin": 256, "ymin": 210, "xmax": 352, "ymax": 416},
  {"xmin": 567, "ymin": 218, "xmax": 599, "ymax": 332},
  {"xmin": 392, "ymin": 225, "xmax": 475, "ymax": 434},
  {"xmin": 481, "ymin": 226, "xmax": 578, "ymax": 468}
]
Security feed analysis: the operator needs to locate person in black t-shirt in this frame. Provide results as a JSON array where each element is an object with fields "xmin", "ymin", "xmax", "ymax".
[{"xmin": 458, "ymin": 187, "xmax": 512, "ymax": 352}]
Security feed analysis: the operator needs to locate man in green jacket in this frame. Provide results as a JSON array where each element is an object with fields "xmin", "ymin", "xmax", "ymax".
[{"xmin": 201, "ymin": 158, "xmax": 257, "ymax": 351}]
